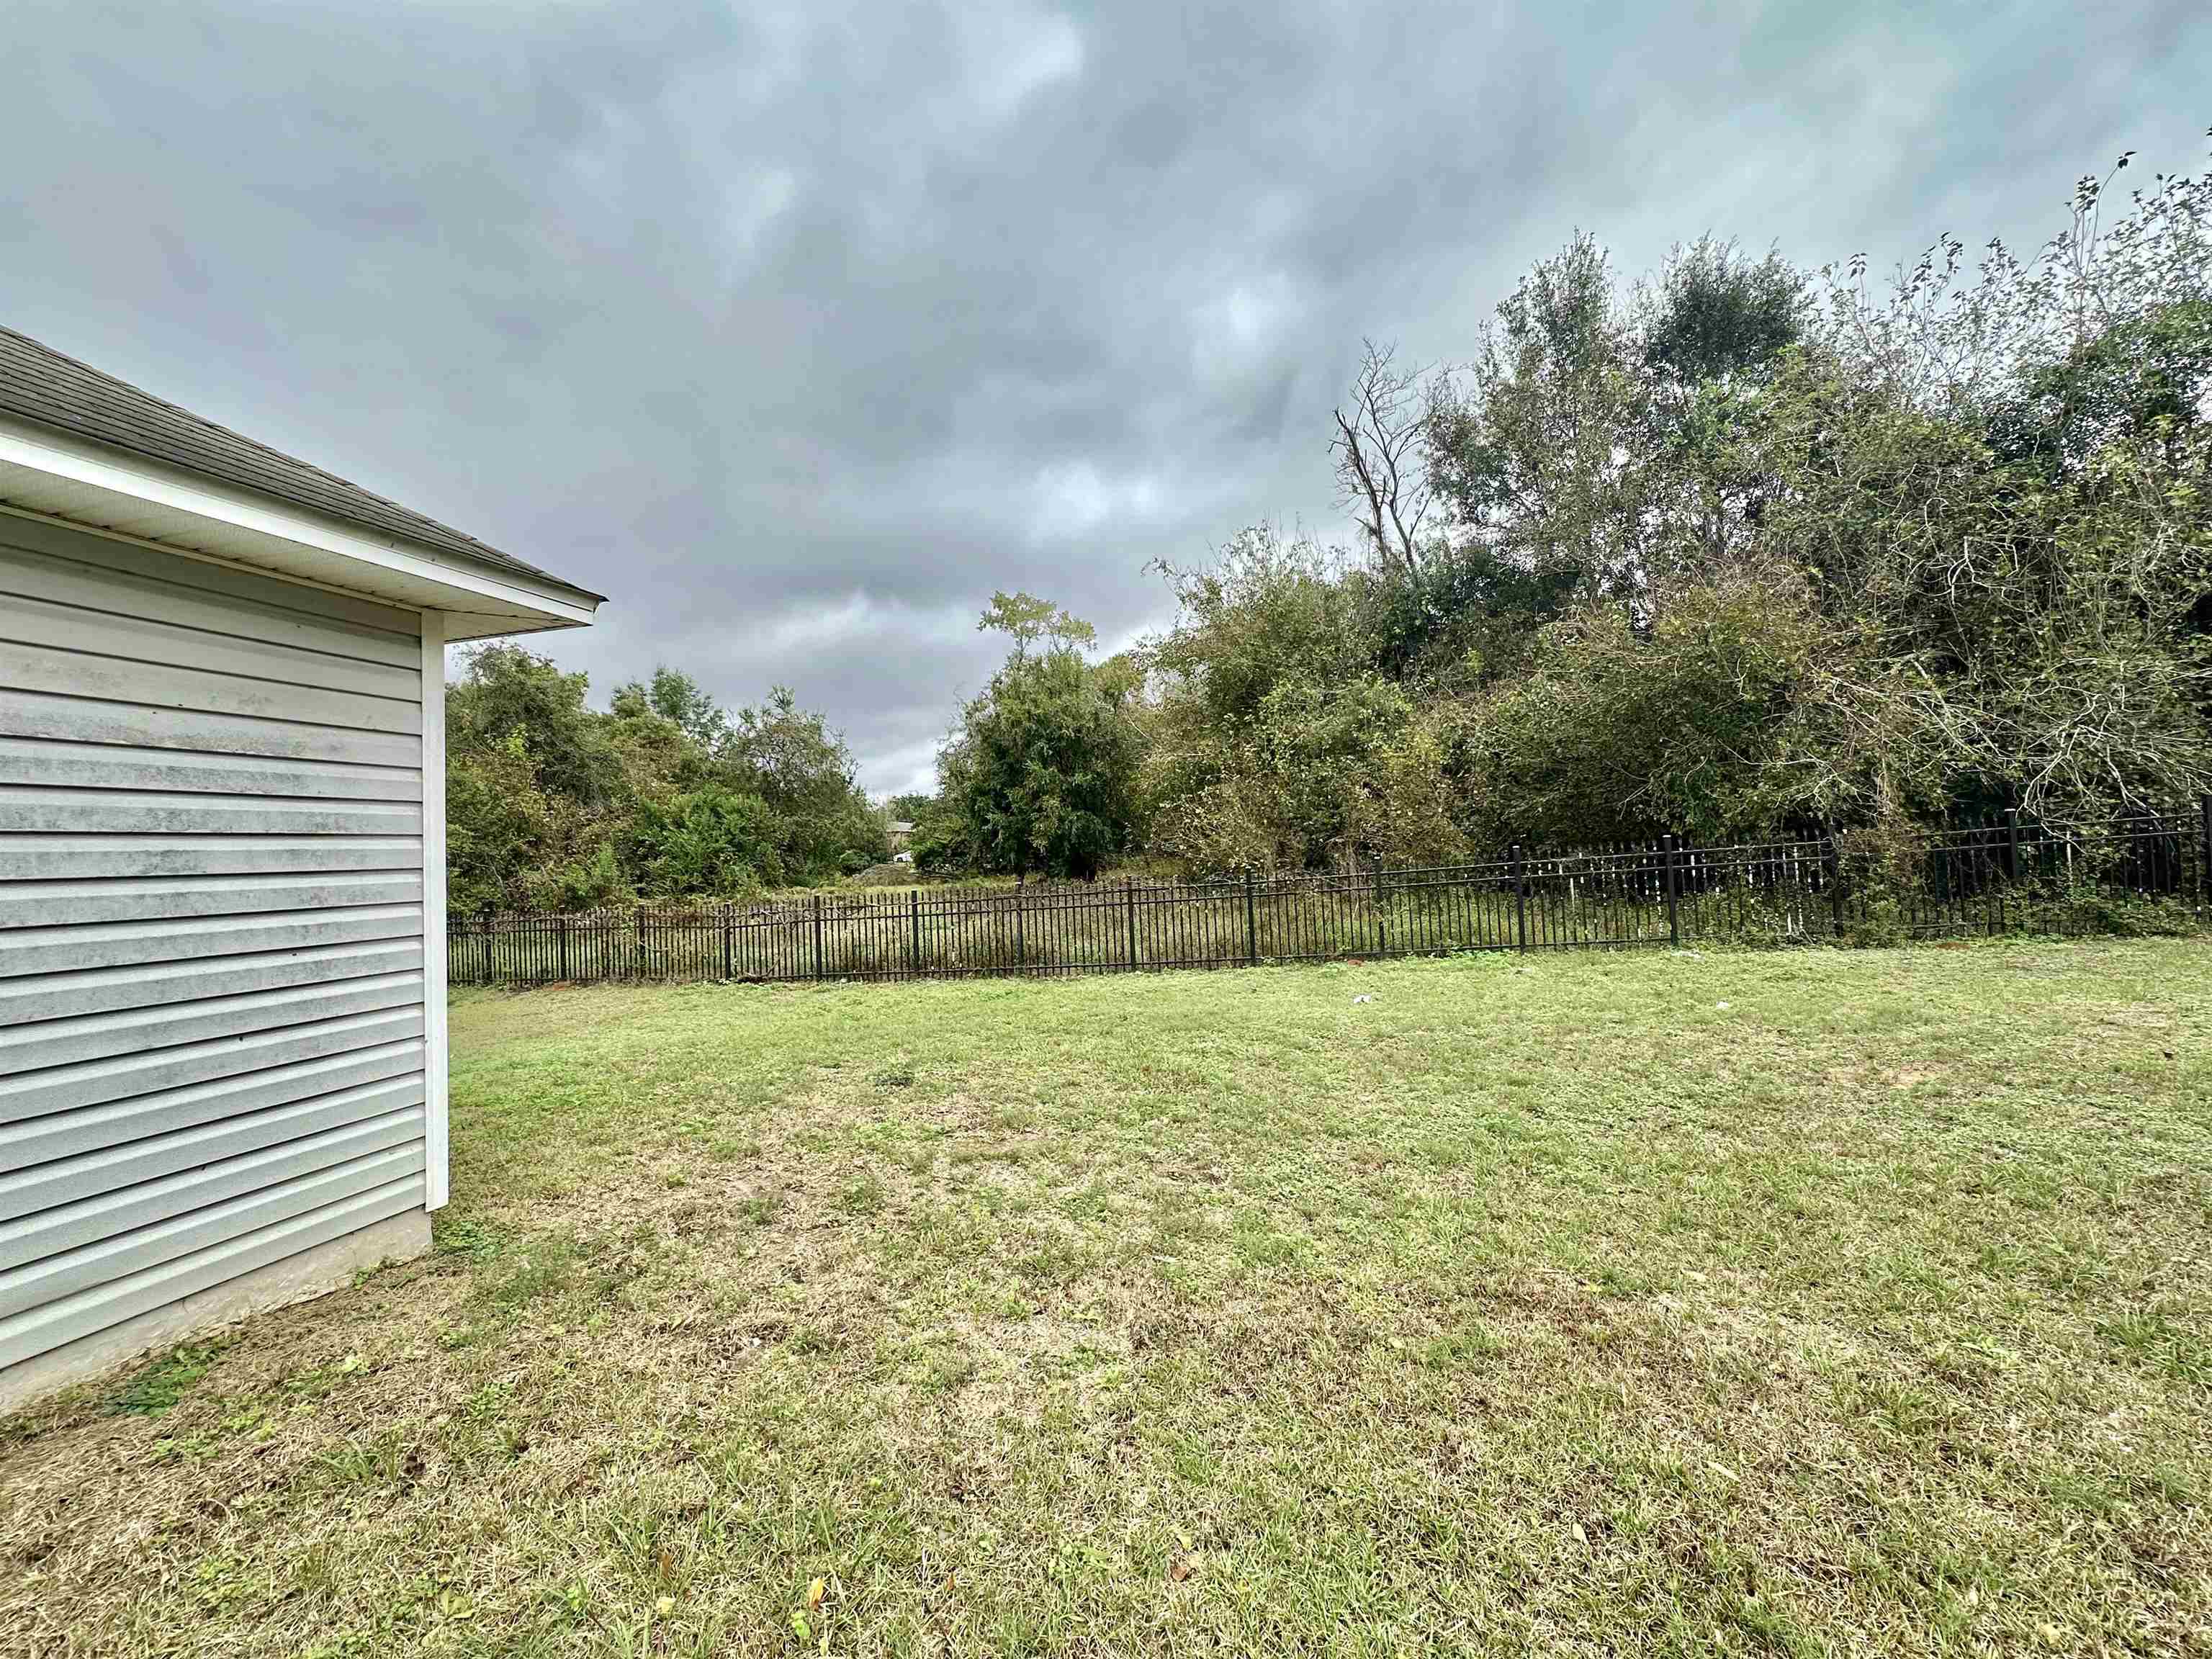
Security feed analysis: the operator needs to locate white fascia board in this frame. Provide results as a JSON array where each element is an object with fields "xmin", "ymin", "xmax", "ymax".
[{"xmin": 0, "ymin": 413, "xmax": 600, "ymax": 640}]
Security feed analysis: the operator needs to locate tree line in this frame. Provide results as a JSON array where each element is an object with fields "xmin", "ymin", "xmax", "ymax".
[
  {"xmin": 451, "ymin": 138, "xmax": 2212, "ymax": 903},
  {"xmin": 445, "ymin": 652, "xmax": 885, "ymax": 912},
  {"xmin": 915, "ymin": 140, "xmax": 2212, "ymax": 880}
]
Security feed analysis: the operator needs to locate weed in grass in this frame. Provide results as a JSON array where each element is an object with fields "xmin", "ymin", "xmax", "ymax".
[
  {"xmin": 836, "ymin": 1169, "xmax": 888, "ymax": 1215},
  {"xmin": 432, "ymin": 1213, "xmax": 499, "ymax": 1259},
  {"xmin": 472, "ymin": 1235, "xmax": 575, "ymax": 1313},
  {"xmin": 733, "ymin": 1190, "xmax": 782, "ymax": 1226},
  {"xmin": 314, "ymin": 1427, "xmax": 421, "ymax": 1494},
  {"xmin": 106, "ymin": 1340, "xmax": 226, "ymax": 1417},
  {"xmin": 921, "ymin": 1346, "xmax": 979, "ymax": 1395}
]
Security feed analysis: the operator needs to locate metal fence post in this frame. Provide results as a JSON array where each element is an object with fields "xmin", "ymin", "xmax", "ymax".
[
  {"xmin": 559, "ymin": 912, "xmax": 570, "ymax": 981},
  {"xmin": 2005, "ymin": 808, "xmax": 2022, "ymax": 885},
  {"xmin": 1125, "ymin": 877, "xmax": 1139, "ymax": 970},
  {"xmin": 634, "ymin": 907, "xmax": 646, "ymax": 980},
  {"xmin": 2200, "ymin": 794, "xmax": 2211, "ymax": 905},
  {"xmin": 1663, "ymin": 834, "xmax": 1680, "ymax": 946},
  {"xmin": 909, "ymin": 889, "xmax": 922, "ymax": 977},
  {"xmin": 1374, "ymin": 863, "xmax": 1388, "ymax": 956},
  {"xmin": 811, "ymin": 893, "xmax": 825, "ymax": 979},
  {"xmin": 721, "ymin": 907, "xmax": 733, "ymax": 980},
  {"xmin": 1244, "ymin": 866, "xmax": 1259, "ymax": 966},
  {"xmin": 1511, "ymin": 844, "xmax": 1527, "ymax": 953},
  {"xmin": 482, "ymin": 909, "xmax": 495, "ymax": 984},
  {"xmin": 1826, "ymin": 835, "xmax": 1845, "ymax": 935}
]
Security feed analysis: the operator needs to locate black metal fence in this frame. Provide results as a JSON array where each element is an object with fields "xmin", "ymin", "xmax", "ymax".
[{"xmin": 448, "ymin": 804, "xmax": 2212, "ymax": 989}]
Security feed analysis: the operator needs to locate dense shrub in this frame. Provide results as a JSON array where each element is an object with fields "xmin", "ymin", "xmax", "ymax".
[{"xmin": 446, "ymin": 651, "xmax": 883, "ymax": 910}]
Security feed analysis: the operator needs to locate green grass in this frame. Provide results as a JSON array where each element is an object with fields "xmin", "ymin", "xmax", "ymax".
[{"xmin": 5, "ymin": 940, "xmax": 2211, "ymax": 1654}]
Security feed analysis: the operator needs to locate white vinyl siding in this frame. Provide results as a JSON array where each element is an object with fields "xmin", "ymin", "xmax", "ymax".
[{"xmin": 0, "ymin": 515, "xmax": 429, "ymax": 1377}]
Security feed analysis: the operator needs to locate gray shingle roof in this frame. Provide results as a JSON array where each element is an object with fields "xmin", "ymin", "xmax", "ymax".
[{"xmin": 0, "ymin": 324, "xmax": 602, "ymax": 601}]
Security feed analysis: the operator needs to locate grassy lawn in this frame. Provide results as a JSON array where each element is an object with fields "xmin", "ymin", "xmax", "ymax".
[{"xmin": 6, "ymin": 941, "xmax": 2211, "ymax": 1655}]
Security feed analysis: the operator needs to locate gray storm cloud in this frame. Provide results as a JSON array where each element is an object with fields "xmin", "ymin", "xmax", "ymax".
[{"xmin": 4, "ymin": 0, "xmax": 2207, "ymax": 791}]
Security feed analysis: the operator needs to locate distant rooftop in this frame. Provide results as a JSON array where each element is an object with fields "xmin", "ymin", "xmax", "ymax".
[{"xmin": 0, "ymin": 323, "xmax": 603, "ymax": 605}]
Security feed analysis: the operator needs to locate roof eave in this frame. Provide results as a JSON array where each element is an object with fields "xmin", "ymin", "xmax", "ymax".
[{"xmin": 0, "ymin": 411, "xmax": 602, "ymax": 639}]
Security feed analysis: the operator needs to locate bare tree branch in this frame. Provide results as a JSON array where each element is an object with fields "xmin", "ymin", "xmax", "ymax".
[{"xmin": 1331, "ymin": 339, "xmax": 1433, "ymax": 581}]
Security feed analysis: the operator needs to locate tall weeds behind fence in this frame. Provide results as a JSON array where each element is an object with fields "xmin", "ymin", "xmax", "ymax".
[{"xmin": 449, "ymin": 806, "xmax": 2212, "ymax": 988}]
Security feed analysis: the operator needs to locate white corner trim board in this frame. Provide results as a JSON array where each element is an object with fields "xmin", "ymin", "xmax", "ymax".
[{"xmin": 420, "ymin": 611, "xmax": 450, "ymax": 1210}]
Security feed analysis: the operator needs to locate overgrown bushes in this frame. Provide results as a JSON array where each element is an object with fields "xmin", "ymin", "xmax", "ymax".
[
  {"xmin": 445, "ymin": 653, "xmax": 884, "ymax": 911},
  {"xmin": 1125, "ymin": 145, "xmax": 2212, "ymax": 873}
]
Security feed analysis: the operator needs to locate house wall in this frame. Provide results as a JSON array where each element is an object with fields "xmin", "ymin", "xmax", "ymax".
[{"xmin": 0, "ymin": 513, "xmax": 438, "ymax": 1412}]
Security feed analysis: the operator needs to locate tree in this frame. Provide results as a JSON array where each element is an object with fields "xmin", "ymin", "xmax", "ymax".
[
  {"xmin": 1642, "ymin": 237, "xmax": 1807, "ymax": 387},
  {"xmin": 882, "ymin": 791, "xmax": 936, "ymax": 823},
  {"xmin": 611, "ymin": 665, "xmax": 728, "ymax": 753},
  {"xmin": 446, "ymin": 732, "xmax": 559, "ymax": 913},
  {"xmin": 1138, "ymin": 528, "xmax": 1483, "ymax": 870},
  {"xmin": 446, "ymin": 646, "xmax": 631, "ymax": 910},
  {"xmin": 978, "ymin": 590, "xmax": 1097, "ymax": 659},
  {"xmin": 447, "ymin": 644, "xmax": 621, "ymax": 806},
  {"xmin": 1424, "ymin": 233, "xmax": 1661, "ymax": 601},
  {"xmin": 1145, "ymin": 526, "xmax": 1362, "ymax": 729},
  {"xmin": 1751, "ymin": 145, "xmax": 2212, "ymax": 819},
  {"xmin": 1725, "ymin": 341, "xmax": 2212, "ymax": 822},
  {"xmin": 1465, "ymin": 561, "xmax": 1859, "ymax": 845},
  {"xmin": 1148, "ymin": 667, "xmax": 1459, "ymax": 873},
  {"xmin": 1331, "ymin": 339, "xmax": 1434, "ymax": 581},
  {"xmin": 1123, "ymin": 137, "xmax": 2212, "ymax": 866},
  {"xmin": 936, "ymin": 603, "xmax": 1143, "ymax": 879},
  {"xmin": 724, "ymin": 688, "xmax": 887, "ymax": 878},
  {"xmin": 1346, "ymin": 540, "xmax": 1581, "ymax": 693}
]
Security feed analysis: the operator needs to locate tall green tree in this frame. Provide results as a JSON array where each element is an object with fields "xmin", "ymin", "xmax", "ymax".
[
  {"xmin": 447, "ymin": 644, "xmax": 622, "ymax": 806},
  {"xmin": 445, "ymin": 646, "xmax": 631, "ymax": 911},
  {"xmin": 724, "ymin": 688, "xmax": 887, "ymax": 876},
  {"xmin": 611, "ymin": 665, "xmax": 729, "ymax": 754},
  {"xmin": 935, "ymin": 603, "xmax": 1144, "ymax": 878},
  {"xmin": 882, "ymin": 791, "xmax": 936, "ymax": 822}
]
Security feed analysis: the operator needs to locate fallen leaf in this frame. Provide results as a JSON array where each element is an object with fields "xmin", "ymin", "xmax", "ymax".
[{"xmin": 808, "ymin": 1576, "xmax": 827, "ymax": 1610}]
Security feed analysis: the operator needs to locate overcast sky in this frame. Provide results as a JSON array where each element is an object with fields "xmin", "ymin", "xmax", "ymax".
[{"xmin": 4, "ymin": 3, "xmax": 2207, "ymax": 793}]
